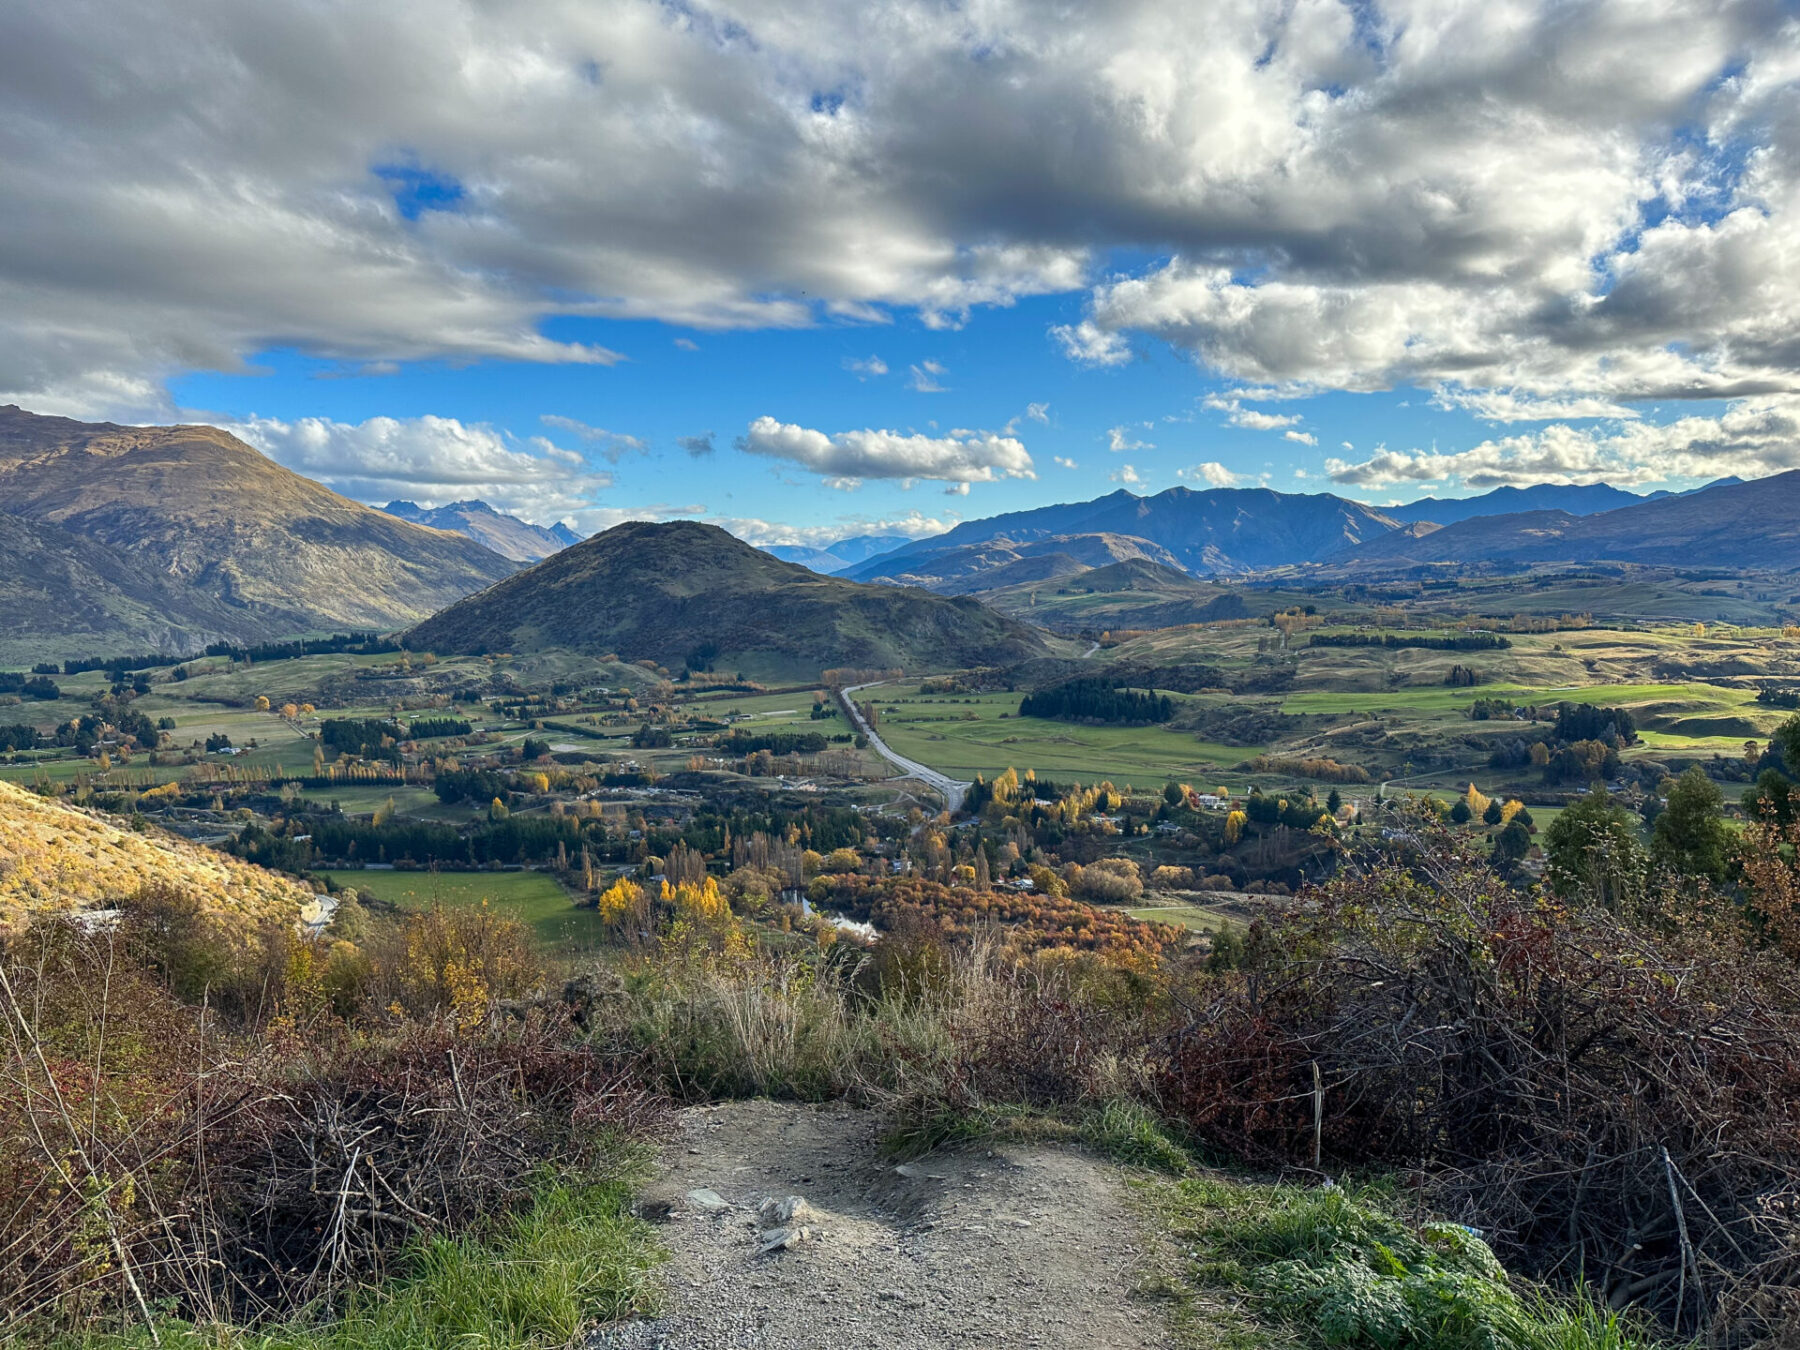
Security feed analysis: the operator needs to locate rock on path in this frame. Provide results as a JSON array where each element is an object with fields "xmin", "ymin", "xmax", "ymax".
[{"xmin": 592, "ymin": 1099, "xmax": 1173, "ymax": 1350}]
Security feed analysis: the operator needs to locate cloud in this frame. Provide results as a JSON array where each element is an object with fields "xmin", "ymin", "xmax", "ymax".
[
  {"xmin": 1283, "ymin": 429, "xmax": 1317, "ymax": 446},
  {"xmin": 713, "ymin": 510, "xmax": 954, "ymax": 549},
  {"xmin": 1053, "ymin": 455, "xmax": 1078, "ymax": 469},
  {"xmin": 845, "ymin": 355, "xmax": 888, "ymax": 378},
  {"xmin": 907, "ymin": 359, "xmax": 948, "ymax": 392},
  {"xmin": 539, "ymin": 414, "xmax": 649, "ymax": 463},
  {"xmin": 673, "ymin": 338, "xmax": 700, "ymax": 352},
  {"xmin": 1323, "ymin": 396, "xmax": 1800, "ymax": 490},
  {"xmin": 1178, "ymin": 461, "xmax": 1239, "ymax": 487},
  {"xmin": 1204, "ymin": 395, "xmax": 1303, "ymax": 433},
  {"xmin": 944, "ymin": 481, "xmax": 970, "ymax": 495},
  {"xmin": 1025, "ymin": 402, "xmax": 1050, "ymax": 424},
  {"xmin": 233, "ymin": 413, "xmax": 610, "ymax": 521},
  {"xmin": 1, "ymin": 0, "xmax": 1796, "ymax": 431},
  {"xmin": 678, "ymin": 433, "xmax": 716, "ymax": 458},
  {"xmin": 739, "ymin": 416, "xmax": 1034, "ymax": 483},
  {"xmin": 1432, "ymin": 390, "xmax": 1642, "ymax": 423},
  {"xmin": 1106, "ymin": 425, "xmax": 1153, "ymax": 452},
  {"xmin": 1110, "ymin": 464, "xmax": 1142, "ymax": 485}
]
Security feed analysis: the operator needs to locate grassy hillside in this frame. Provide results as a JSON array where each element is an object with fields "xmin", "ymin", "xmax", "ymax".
[
  {"xmin": 0, "ymin": 778, "xmax": 315, "ymax": 934},
  {"xmin": 402, "ymin": 520, "xmax": 1052, "ymax": 674},
  {"xmin": 0, "ymin": 405, "xmax": 517, "ymax": 648}
]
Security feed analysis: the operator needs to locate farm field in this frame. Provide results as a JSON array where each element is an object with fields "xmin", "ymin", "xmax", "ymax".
[{"xmin": 320, "ymin": 866, "xmax": 605, "ymax": 947}]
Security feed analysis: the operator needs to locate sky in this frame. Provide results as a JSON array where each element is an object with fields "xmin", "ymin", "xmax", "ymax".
[{"xmin": 4, "ymin": 0, "xmax": 1800, "ymax": 548}]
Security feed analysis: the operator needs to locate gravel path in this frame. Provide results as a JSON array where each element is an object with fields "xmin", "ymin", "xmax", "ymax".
[{"xmin": 591, "ymin": 1099, "xmax": 1174, "ymax": 1350}]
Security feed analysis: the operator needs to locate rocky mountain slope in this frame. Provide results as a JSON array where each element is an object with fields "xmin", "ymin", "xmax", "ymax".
[
  {"xmin": 865, "ymin": 532, "xmax": 1186, "ymax": 594},
  {"xmin": 402, "ymin": 520, "xmax": 1050, "ymax": 674},
  {"xmin": 381, "ymin": 498, "xmax": 580, "ymax": 562},
  {"xmin": 0, "ymin": 406, "xmax": 517, "ymax": 648},
  {"xmin": 0, "ymin": 511, "xmax": 255, "ymax": 665}
]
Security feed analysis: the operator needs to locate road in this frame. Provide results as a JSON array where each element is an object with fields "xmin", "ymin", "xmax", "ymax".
[{"xmin": 840, "ymin": 683, "xmax": 973, "ymax": 813}]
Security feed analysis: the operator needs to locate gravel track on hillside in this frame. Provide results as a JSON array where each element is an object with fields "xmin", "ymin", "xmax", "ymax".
[{"xmin": 591, "ymin": 1099, "xmax": 1175, "ymax": 1350}]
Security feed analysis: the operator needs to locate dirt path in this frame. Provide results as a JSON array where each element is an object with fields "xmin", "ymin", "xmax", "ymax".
[{"xmin": 592, "ymin": 1099, "xmax": 1176, "ymax": 1350}]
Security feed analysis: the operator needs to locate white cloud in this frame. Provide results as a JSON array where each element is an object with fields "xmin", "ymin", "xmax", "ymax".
[
  {"xmin": 1110, "ymin": 464, "xmax": 1143, "ymax": 485},
  {"xmin": 1178, "ymin": 461, "xmax": 1239, "ymax": 488},
  {"xmin": 1431, "ymin": 390, "xmax": 1642, "ymax": 423},
  {"xmin": 715, "ymin": 510, "xmax": 953, "ymax": 549},
  {"xmin": 1053, "ymin": 455, "xmax": 1079, "ymax": 469},
  {"xmin": 845, "ymin": 355, "xmax": 889, "ymax": 378},
  {"xmin": 673, "ymin": 338, "xmax": 700, "ymax": 352},
  {"xmin": 1324, "ymin": 396, "xmax": 1800, "ymax": 489},
  {"xmin": 1106, "ymin": 425, "xmax": 1153, "ymax": 452},
  {"xmin": 233, "ymin": 413, "xmax": 610, "ymax": 521},
  {"xmin": 907, "ymin": 359, "xmax": 948, "ymax": 392},
  {"xmin": 739, "ymin": 415, "xmax": 1034, "ymax": 483},
  {"xmin": 1025, "ymin": 402, "xmax": 1050, "ymax": 424},
  {"xmin": 1203, "ymin": 394, "xmax": 1303, "ymax": 432},
  {"xmin": 0, "ymin": 0, "xmax": 1795, "ymax": 441},
  {"xmin": 1283, "ymin": 429, "xmax": 1317, "ymax": 446},
  {"xmin": 944, "ymin": 481, "xmax": 970, "ymax": 496},
  {"xmin": 539, "ymin": 414, "xmax": 649, "ymax": 463}
]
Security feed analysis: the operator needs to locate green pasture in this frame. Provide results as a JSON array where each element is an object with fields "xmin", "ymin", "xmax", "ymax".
[{"xmin": 322, "ymin": 867, "xmax": 605, "ymax": 947}]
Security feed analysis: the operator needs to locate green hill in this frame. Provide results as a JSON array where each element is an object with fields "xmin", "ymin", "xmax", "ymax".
[
  {"xmin": 0, "ymin": 406, "xmax": 517, "ymax": 652},
  {"xmin": 402, "ymin": 520, "xmax": 1051, "ymax": 674}
]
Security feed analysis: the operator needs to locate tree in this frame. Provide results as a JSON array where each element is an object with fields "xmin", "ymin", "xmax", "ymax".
[
  {"xmin": 1777, "ymin": 714, "xmax": 1800, "ymax": 772},
  {"xmin": 1490, "ymin": 818, "xmax": 1531, "ymax": 865},
  {"xmin": 1449, "ymin": 799, "xmax": 1473, "ymax": 824},
  {"xmin": 1544, "ymin": 791, "xmax": 1646, "ymax": 911},
  {"xmin": 1326, "ymin": 788, "xmax": 1342, "ymax": 816},
  {"xmin": 1482, "ymin": 799, "xmax": 1504, "ymax": 826},
  {"xmin": 254, "ymin": 695, "xmax": 270, "ymax": 711},
  {"xmin": 1163, "ymin": 781, "xmax": 1185, "ymax": 807},
  {"xmin": 1651, "ymin": 766, "xmax": 1732, "ymax": 887}
]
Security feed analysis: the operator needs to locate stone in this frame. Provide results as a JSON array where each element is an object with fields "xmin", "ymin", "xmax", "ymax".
[
  {"xmin": 758, "ymin": 1194, "xmax": 813, "ymax": 1227},
  {"xmin": 758, "ymin": 1224, "xmax": 811, "ymax": 1255},
  {"xmin": 686, "ymin": 1187, "xmax": 729, "ymax": 1214}
]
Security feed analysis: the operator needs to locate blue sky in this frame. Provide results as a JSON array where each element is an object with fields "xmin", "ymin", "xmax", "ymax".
[{"xmin": 6, "ymin": 2, "xmax": 1798, "ymax": 546}]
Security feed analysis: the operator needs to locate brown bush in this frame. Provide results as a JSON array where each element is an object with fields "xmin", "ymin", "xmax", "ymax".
[{"xmin": 1158, "ymin": 818, "xmax": 1800, "ymax": 1341}]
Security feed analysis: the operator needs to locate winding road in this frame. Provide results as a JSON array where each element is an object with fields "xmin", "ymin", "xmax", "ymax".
[{"xmin": 839, "ymin": 683, "xmax": 972, "ymax": 813}]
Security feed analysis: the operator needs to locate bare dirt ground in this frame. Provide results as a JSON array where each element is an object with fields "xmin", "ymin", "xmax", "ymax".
[{"xmin": 591, "ymin": 1098, "xmax": 1178, "ymax": 1350}]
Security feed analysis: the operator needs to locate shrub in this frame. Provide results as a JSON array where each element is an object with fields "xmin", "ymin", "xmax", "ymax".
[{"xmin": 1069, "ymin": 858, "xmax": 1143, "ymax": 904}]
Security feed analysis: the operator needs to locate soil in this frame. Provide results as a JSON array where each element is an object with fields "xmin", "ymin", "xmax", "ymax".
[{"xmin": 590, "ymin": 1098, "xmax": 1177, "ymax": 1350}]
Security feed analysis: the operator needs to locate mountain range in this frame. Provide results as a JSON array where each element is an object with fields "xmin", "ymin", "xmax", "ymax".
[
  {"xmin": 403, "ymin": 520, "xmax": 1049, "ymax": 675},
  {"xmin": 0, "ymin": 405, "xmax": 516, "ymax": 661},
  {"xmin": 762, "ymin": 534, "xmax": 917, "ymax": 573},
  {"xmin": 846, "ymin": 486, "xmax": 1403, "ymax": 580},
  {"xmin": 381, "ymin": 499, "xmax": 582, "ymax": 562},
  {"xmin": 1331, "ymin": 472, "xmax": 1800, "ymax": 572}
]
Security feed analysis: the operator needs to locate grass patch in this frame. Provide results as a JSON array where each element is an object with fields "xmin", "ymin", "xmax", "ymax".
[
  {"xmin": 63, "ymin": 1164, "xmax": 664, "ymax": 1350},
  {"xmin": 321, "ymin": 868, "xmax": 605, "ymax": 948},
  {"xmin": 1146, "ymin": 1176, "xmax": 1662, "ymax": 1350}
]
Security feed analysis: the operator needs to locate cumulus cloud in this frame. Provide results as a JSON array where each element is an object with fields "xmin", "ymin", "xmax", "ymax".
[
  {"xmin": 1025, "ymin": 402, "xmax": 1050, "ymax": 424},
  {"xmin": 1283, "ymin": 429, "xmax": 1317, "ymax": 446},
  {"xmin": 1110, "ymin": 464, "xmax": 1143, "ymax": 485},
  {"xmin": 1324, "ymin": 396, "xmax": 1800, "ymax": 490},
  {"xmin": 845, "ymin": 355, "xmax": 888, "ymax": 378},
  {"xmin": 1203, "ymin": 395, "xmax": 1305, "ymax": 433},
  {"xmin": 739, "ymin": 416, "xmax": 1034, "ymax": 483},
  {"xmin": 1178, "ymin": 461, "xmax": 1240, "ymax": 487},
  {"xmin": 1053, "ymin": 455, "xmax": 1078, "ymax": 469},
  {"xmin": 232, "ymin": 413, "xmax": 610, "ymax": 521},
  {"xmin": 716, "ymin": 511, "xmax": 952, "ymax": 549},
  {"xmin": 678, "ymin": 433, "xmax": 716, "ymax": 458},
  {"xmin": 1, "ymin": 0, "xmax": 1796, "ymax": 444},
  {"xmin": 539, "ymin": 414, "xmax": 649, "ymax": 463}
]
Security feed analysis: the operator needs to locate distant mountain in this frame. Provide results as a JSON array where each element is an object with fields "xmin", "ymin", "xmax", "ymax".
[
  {"xmin": 866, "ymin": 532, "xmax": 1186, "ymax": 594},
  {"xmin": 0, "ymin": 406, "xmax": 517, "ymax": 650},
  {"xmin": 764, "ymin": 533, "xmax": 917, "ymax": 574},
  {"xmin": 1382, "ymin": 482, "xmax": 1654, "ymax": 527},
  {"xmin": 0, "ymin": 512, "xmax": 253, "ymax": 665},
  {"xmin": 403, "ymin": 520, "xmax": 1049, "ymax": 674},
  {"xmin": 847, "ymin": 487, "xmax": 1402, "ymax": 580},
  {"xmin": 1335, "ymin": 473, "xmax": 1800, "ymax": 572},
  {"xmin": 381, "ymin": 499, "xmax": 580, "ymax": 562}
]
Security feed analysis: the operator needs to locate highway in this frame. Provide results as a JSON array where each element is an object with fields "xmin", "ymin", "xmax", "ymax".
[{"xmin": 839, "ymin": 683, "xmax": 972, "ymax": 813}]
